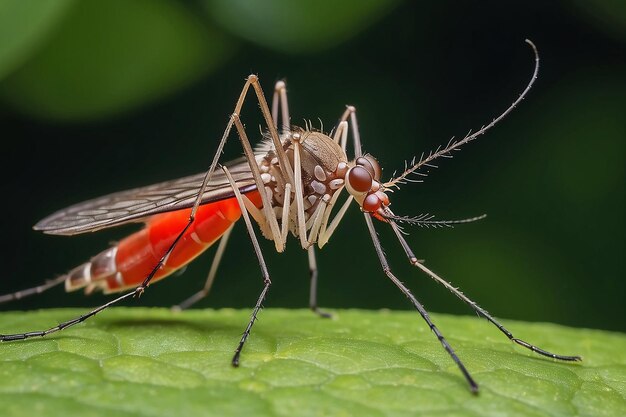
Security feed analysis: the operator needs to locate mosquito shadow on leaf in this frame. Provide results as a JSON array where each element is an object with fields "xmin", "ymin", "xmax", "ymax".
[{"xmin": 98, "ymin": 317, "xmax": 244, "ymax": 334}]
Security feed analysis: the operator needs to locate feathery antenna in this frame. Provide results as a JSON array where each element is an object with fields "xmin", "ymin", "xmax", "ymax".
[{"xmin": 382, "ymin": 212, "xmax": 487, "ymax": 228}]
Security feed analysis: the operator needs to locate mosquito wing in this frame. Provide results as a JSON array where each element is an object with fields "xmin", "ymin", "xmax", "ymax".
[{"xmin": 34, "ymin": 157, "xmax": 257, "ymax": 235}]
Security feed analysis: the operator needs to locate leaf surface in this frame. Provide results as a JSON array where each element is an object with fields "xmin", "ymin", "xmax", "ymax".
[{"xmin": 0, "ymin": 308, "xmax": 624, "ymax": 417}]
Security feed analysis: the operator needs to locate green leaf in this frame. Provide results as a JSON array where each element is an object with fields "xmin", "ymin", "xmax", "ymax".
[
  {"xmin": 0, "ymin": 308, "xmax": 624, "ymax": 417},
  {"xmin": 0, "ymin": 0, "xmax": 232, "ymax": 121},
  {"xmin": 0, "ymin": 0, "xmax": 75, "ymax": 80},
  {"xmin": 205, "ymin": 0, "xmax": 400, "ymax": 53}
]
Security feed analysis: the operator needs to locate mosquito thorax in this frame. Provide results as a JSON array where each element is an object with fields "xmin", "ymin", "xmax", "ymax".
[
  {"xmin": 344, "ymin": 155, "xmax": 390, "ymax": 216},
  {"xmin": 258, "ymin": 128, "xmax": 349, "ymax": 228}
]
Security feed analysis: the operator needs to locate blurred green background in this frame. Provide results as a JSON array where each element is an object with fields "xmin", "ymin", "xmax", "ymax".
[{"xmin": 1, "ymin": 1, "xmax": 623, "ymax": 332}]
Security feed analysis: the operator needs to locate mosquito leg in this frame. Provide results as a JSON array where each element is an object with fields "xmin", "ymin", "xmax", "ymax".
[
  {"xmin": 271, "ymin": 80, "xmax": 291, "ymax": 134},
  {"xmin": 337, "ymin": 106, "xmax": 362, "ymax": 158},
  {"xmin": 172, "ymin": 225, "xmax": 234, "ymax": 311},
  {"xmin": 291, "ymin": 133, "xmax": 318, "ymax": 248},
  {"xmin": 363, "ymin": 214, "xmax": 479, "ymax": 393},
  {"xmin": 206, "ymin": 75, "xmax": 294, "ymax": 253},
  {"xmin": 305, "ymin": 196, "xmax": 330, "ymax": 246},
  {"xmin": 232, "ymin": 115, "xmax": 283, "ymax": 252},
  {"xmin": 223, "ymin": 166, "xmax": 272, "ymax": 367},
  {"xmin": 317, "ymin": 191, "xmax": 353, "ymax": 249},
  {"xmin": 307, "ymin": 246, "xmax": 332, "ymax": 318},
  {"xmin": 386, "ymin": 219, "xmax": 581, "ymax": 362},
  {"xmin": 0, "ymin": 290, "xmax": 140, "ymax": 341},
  {"xmin": 271, "ymin": 80, "xmax": 294, "ymax": 248},
  {"xmin": 291, "ymin": 135, "xmax": 308, "ymax": 247},
  {"xmin": 0, "ymin": 275, "xmax": 66, "ymax": 305},
  {"xmin": 279, "ymin": 183, "xmax": 292, "ymax": 247},
  {"xmin": 332, "ymin": 121, "xmax": 349, "ymax": 151},
  {"xmin": 248, "ymin": 76, "xmax": 294, "ymax": 186},
  {"xmin": 198, "ymin": 77, "xmax": 260, "ymax": 215}
]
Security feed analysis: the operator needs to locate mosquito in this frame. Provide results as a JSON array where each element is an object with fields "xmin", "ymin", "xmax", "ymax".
[{"xmin": 0, "ymin": 40, "xmax": 580, "ymax": 393}]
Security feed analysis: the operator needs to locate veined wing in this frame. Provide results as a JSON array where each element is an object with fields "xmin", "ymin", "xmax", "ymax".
[{"xmin": 34, "ymin": 157, "xmax": 257, "ymax": 235}]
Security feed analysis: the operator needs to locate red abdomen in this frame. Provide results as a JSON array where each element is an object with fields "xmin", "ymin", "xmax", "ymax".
[{"xmin": 65, "ymin": 191, "xmax": 261, "ymax": 294}]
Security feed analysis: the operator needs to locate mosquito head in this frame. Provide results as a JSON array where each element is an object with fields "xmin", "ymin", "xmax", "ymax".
[{"xmin": 344, "ymin": 154, "xmax": 391, "ymax": 218}]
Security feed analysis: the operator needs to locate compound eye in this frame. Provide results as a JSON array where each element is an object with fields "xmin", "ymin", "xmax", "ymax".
[
  {"xmin": 355, "ymin": 157, "xmax": 375, "ymax": 178},
  {"xmin": 359, "ymin": 154, "xmax": 382, "ymax": 181},
  {"xmin": 362, "ymin": 193, "xmax": 382, "ymax": 212},
  {"xmin": 376, "ymin": 191, "xmax": 389, "ymax": 206},
  {"xmin": 346, "ymin": 166, "xmax": 372, "ymax": 194}
]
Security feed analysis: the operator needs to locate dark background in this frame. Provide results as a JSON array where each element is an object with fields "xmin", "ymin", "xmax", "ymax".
[{"xmin": 1, "ymin": 1, "xmax": 623, "ymax": 331}]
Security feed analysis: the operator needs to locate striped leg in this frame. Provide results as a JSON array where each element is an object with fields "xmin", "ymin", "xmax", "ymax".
[
  {"xmin": 222, "ymin": 166, "xmax": 272, "ymax": 366},
  {"xmin": 0, "ymin": 276, "xmax": 66, "ymax": 305},
  {"xmin": 363, "ymin": 214, "xmax": 479, "ymax": 393},
  {"xmin": 387, "ymin": 218, "xmax": 582, "ymax": 362}
]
